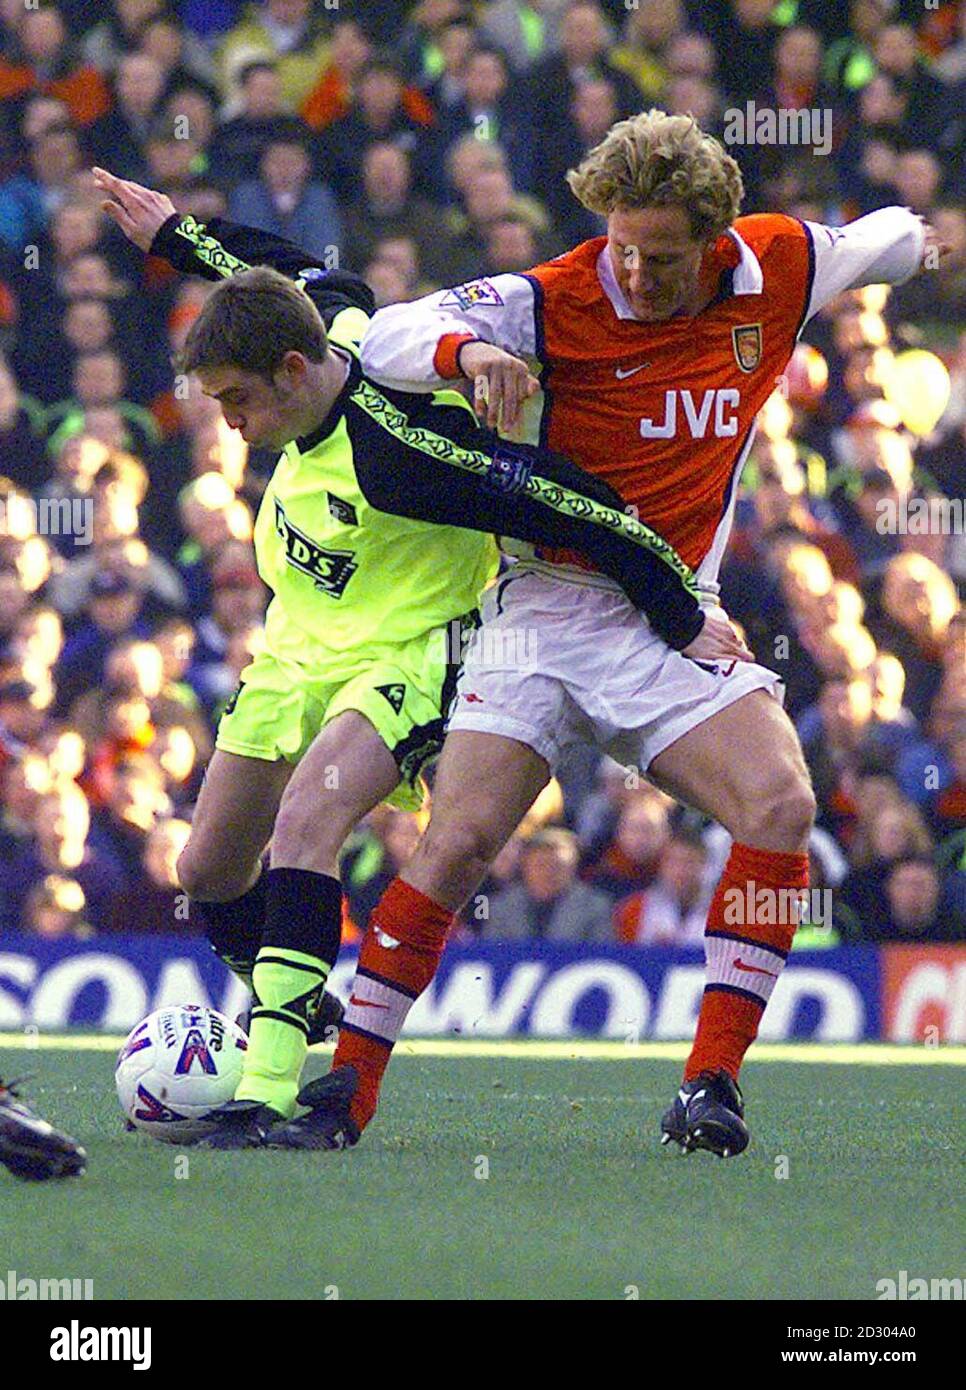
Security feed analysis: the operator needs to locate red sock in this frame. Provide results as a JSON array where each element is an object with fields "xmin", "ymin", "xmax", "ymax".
[
  {"xmin": 685, "ymin": 842, "xmax": 809, "ymax": 1082},
  {"xmin": 333, "ymin": 878, "xmax": 453, "ymax": 1131}
]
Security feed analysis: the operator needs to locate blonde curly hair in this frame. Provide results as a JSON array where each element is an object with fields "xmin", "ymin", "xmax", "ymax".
[{"xmin": 567, "ymin": 109, "xmax": 744, "ymax": 241}]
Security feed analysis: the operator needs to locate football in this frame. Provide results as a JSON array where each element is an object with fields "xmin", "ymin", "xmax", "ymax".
[{"xmin": 115, "ymin": 1005, "xmax": 248, "ymax": 1143}]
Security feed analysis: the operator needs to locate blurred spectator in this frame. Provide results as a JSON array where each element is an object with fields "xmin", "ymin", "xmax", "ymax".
[
  {"xmin": 540, "ymin": 76, "xmax": 617, "ymax": 242},
  {"xmin": 933, "ymin": 3, "xmax": 966, "ymax": 83},
  {"xmin": 482, "ymin": 215, "xmax": 541, "ymax": 276},
  {"xmin": 586, "ymin": 792, "xmax": 671, "ymax": 901},
  {"xmin": 216, "ymin": 0, "xmax": 331, "ymax": 110},
  {"xmin": 106, "ymin": 816, "xmax": 192, "ymax": 933},
  {"xmin": 889, "ymin": 205, "xmax": 966, "ymax": 327},
  {"xmin": 0, "ymin": 674, "xmax": 48, "ymax": 762},
  {"xmin": 854, "ymin": 854, "xmax": 965, "ymax": 941},
  {"xmin": 0, "ymin": 118, "xmax": 85, "ymax": 251},
  {"xmin": 342, "ymin": 143, "xmax": 449, "ymax": 282},
  {"xmin": 613, "ymin": 830, "xmax": 712, "ymax": 944},
  {"xmin": 176, "ymin": 471, "xmax": 254, "ymax": 617},
  {"xmin": 141, "ymin": 14, "xmax": 216, "ymax": 95},
  {"xmin": 839, "ymin": 797, "xmax": 935, "ymax": 925},
  {"xmin": 23, "ymin": 873, "xmax": 92, "ymax": 939},
  {"xmin": 83, "ymin": 0, "xmax": 197, "ymax": 75},
  {"xmin": 188, "ymin": 544, "xmax": 266, "ymax": 713},
  {"xmin": 398, "ymin": 0, "xmax": 471, "ymax": 85},
  {"xmin": 822, "ymin": 0, "xmax": 892, "ymax": 102},
  {"xmin": 438, "ymin": 45, "xmax": 535, "ymax": 191},
  {"xmin": 0, "ymin": 3, "xmax": 110, "ymax": 128},
  {"xmin": 421, "ymin": 16, "xmax": 476, "ymax": 119},
  {"xmin": 0, "ymin": 780, "xmax": 124, "ymax": 932},
  {"xmin": 695, "ymin": 0, "xmax": 784, "ymax": 106},
  {"xmin": 485, "ymin": 828, "xmax": 613, "ymax": 940},
  {"xmin": 0, "ymin": 355, "xmax": 48, "ymax": 487},
  {"xmin": 89, "ymin": 750, "xmax": 170, "ymax": 882},
  {"xmin": 872, "ymin": 21, "xmax": 952, "ymax": 148},
  {"xmin": 575, "ymin": 756, "xmax": 640, "ymax": 862},
  {"xmin": 610, "ymin": 0, "xmax": 688, "ymax": 102},
  {"xmin": 299, "ymin": 20, "xmax": 377, "ymax": 131},
  {"xmin": 479, "ymin": 0, "xmax": 566, "ymax": 73},
  {"xmin": 88, "ymin": 52, "xmax": 167, "ymax": 182},
  {"xmin": 0, "ymin": 753, "xmax": 52, "ymax": 859},
  {"xmin": 52, "ymin": 566, "xmax": 151, "ymax": 715},
  {"xmin": 445, "ymin": 160, "xmax": 555, "ymax": 278},
  {"xmin": 69, "ymin": 634, "xmax": 210, "ymax": 789},
  {"xmin": 525, "ymin": 0, "xmax": 641, "ymax": 137},
  {"xmin": 342, "ymin": 809, "xmax": 424, "ymax": 932},
  {"xmin": 46, "ymin": 460, "xmax": 185, "ymax": 620},
  {"xmin": 150, "ymin": 723, "xmax": 200, "ymax": 810},
  {"xmin": 317, "ymin": 53, "xmax": 438, "ymax": 204},
  {"xmin": 208, "ymin": 59, "xmax": 312, "ymax": 184},
  {"xmin": 866, "ymin": 553, "xmax": 959, "ymax": 721},
  {"xmin": 229, "ymin": 135, "xmax": 342, "ymax": 264}
]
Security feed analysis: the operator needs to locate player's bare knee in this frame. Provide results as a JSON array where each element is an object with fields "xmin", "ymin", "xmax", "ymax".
[
  {"xmin": 177, "ymin": 845, "xmax": 252, "ymax": 902},
  {"xmin": 741, "ymin": 771, "xmax": 816, "ymax": 849},
  {"xmin": 418, "ymin": 819, "xmax": 496, "ymax": 895}
]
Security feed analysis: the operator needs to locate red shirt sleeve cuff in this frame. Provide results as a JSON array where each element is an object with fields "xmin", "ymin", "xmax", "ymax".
[{"xmin": 434, "ymin": 333, "xmax": 479, "ymax": 379}]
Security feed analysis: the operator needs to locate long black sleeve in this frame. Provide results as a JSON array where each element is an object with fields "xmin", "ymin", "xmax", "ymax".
[
  {"xmin": 149, "ymin": 214, "xmax": 374, "ymax": 326},
  {"xmin": 347, "ymin": 380, "xmax": 704, "ymax": 650}
]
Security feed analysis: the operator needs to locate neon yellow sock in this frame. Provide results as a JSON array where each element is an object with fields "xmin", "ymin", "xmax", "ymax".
[{"xmin": 234, "ymin": 948, "xmax": 329, "ymax": 1118}]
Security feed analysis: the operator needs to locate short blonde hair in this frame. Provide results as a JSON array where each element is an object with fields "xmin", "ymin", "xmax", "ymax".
[{"xmin": 567, "ymin": 109, "xmax": 743, "ymax": 240}]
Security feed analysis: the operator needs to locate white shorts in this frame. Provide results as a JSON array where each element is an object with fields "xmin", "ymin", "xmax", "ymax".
[{"xmin": 447, "ymin": 567, "xmax": 784, "ymax": 774}]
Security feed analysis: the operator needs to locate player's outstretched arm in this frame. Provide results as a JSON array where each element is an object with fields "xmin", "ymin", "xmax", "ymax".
[
  {"xmin": 800, "ymin": 206, "xmax": 947, "ymax": 326},
  {"xmin": 92, "ymin": 167, "xmax": 374, "ymax": 325}
]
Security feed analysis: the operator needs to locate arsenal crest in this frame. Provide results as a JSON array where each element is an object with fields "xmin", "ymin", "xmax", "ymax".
[{"xmin": 732, "ymin": 323, "xmax": 762, "ymax": 373}]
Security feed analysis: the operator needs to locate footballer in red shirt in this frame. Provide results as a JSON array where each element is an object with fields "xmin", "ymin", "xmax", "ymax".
[{"xmin": 273, "ymin": 109, "xmax": 945, "ymax": 1157}]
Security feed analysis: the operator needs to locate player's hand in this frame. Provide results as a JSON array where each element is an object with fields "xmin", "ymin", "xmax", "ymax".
[
  {"xmin": 92, "ymin": 167, "xmax": 177, "ymax": 253},
  {"xmin": 682, "ymin": 609, "xmax": 754, "ymax": 664},
  {"xmin": 459, "ymin": 341, "xmax": 540, "ymax": 433}
]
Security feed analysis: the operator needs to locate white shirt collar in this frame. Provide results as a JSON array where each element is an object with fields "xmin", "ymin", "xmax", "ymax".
[
  {"xmin": 727, "ymin": 226, "xmax": 764, "ymax": 294},
  {"xmin": 595, "ymin": 226, "xmax": 764, "ymax": 321}
]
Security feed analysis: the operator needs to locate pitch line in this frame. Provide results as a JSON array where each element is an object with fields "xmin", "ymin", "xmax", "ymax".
[{"xmin": 0, "ymin": 1035, "xmax": 963, "ymax": 1064}]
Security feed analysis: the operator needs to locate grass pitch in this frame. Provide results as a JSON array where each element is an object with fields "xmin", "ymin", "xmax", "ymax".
[{"xmin": 1, "ymin": 1040, "xmax": 962, "ymax": 1301}]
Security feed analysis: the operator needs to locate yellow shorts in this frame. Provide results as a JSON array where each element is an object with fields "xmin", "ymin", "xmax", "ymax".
[{"xmin": 215, "ymin": 620, "xmax": 474, "ymax": 810}]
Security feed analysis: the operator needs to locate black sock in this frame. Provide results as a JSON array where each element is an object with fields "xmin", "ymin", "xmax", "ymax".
[
  {"xmin": 263, "ymin": 867, "xmax": 343, "ymax": 963},
  {"xmin": 193, "ymin": 871, "xmax": 267, "ymax": 986}
]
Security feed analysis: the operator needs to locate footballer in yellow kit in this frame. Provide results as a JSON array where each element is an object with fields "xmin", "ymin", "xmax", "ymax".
[
  {"xmin": 96, "ymin": 165, "xmax": 701, "ymax": 1141},
  {"xmin": 218, "ymin": 303, "xmax": 497, "ymax": 811}
]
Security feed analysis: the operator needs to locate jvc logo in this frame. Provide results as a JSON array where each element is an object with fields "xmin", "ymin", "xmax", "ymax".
[{"xmin": 640, "ymin": 389, "xmax": 740, "ymax": 440}]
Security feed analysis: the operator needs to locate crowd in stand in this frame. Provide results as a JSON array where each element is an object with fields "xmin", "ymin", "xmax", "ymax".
[{"xmin": 0, "ymin": 0, "xmax": 962, "ymax": 946}]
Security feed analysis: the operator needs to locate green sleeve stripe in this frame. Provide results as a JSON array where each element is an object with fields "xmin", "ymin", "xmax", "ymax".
[
  {"xmin": 172, "ymin": 216, "xmax": 252, "ymax": 278},
  {"xmin": 350, "ymin": 379, "xmax": 699, "ymax": 597}
]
